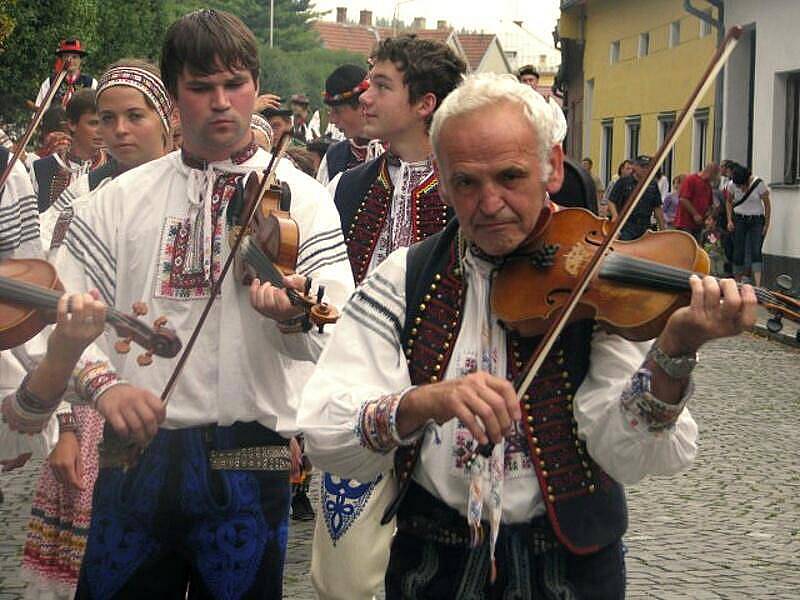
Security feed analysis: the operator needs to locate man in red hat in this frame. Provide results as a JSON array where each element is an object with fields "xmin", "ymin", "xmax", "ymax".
[{"xmin": 34, "ymin": 38, "xmax": 98, "ymax": 110}]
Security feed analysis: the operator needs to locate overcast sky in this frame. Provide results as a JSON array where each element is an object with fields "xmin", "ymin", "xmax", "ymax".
[{"xmin": 313, "ymin": 0, "xmax": 561, "ymax": 42}]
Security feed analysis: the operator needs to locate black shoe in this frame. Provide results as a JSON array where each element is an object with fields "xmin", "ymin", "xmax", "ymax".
[{"xmin": 291, "ymin": 491, "xmax": 315, "ymax": 521}]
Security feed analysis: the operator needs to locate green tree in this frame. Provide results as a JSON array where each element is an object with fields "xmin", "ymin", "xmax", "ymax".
[
  {"xmin": 89, "ymin": 0, "xmax": 167, "ymax": 74},
  {"xmin": 166, "ymin": 0, "xmax": 320, "ymax": 52}
]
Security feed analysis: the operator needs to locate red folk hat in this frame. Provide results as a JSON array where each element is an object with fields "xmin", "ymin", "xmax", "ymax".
[{"xmin": 55, "ymin": 38, "xmax": 88, "ymax": 56}]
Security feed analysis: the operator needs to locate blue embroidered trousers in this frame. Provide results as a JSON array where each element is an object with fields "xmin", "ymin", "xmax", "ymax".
[{"xmin": 75, "ymin": 424, "xmax": 291, "ymax": 600}]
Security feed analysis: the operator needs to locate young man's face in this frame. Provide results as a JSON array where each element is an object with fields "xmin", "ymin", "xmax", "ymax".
[
  {"xmin": 520, "ymin": 73, "xmax": 539, "ymax": 89},
  {"xmin": 70, "ymin": 111, "xmax": 102, "ymax": 153},
  {"xmin": 328, "ymin": 102, "xmax": 365, "ymax": 139},
  {"xmin": 174, "ymin": 63, "xmax": 257, "ymax": 160},
  {"xmin": 360, "ymin": 60, "xmax": 427, "ymax": 143},
  {"xmin": 61, "ymin": 52, "xmax": 82, "ymax": 73},
  {"xmin": 291, "ymin": 102, "xmax": 308, "ymax": 119}
]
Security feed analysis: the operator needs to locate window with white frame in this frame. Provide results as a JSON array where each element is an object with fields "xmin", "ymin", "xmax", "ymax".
[
  {"xmin": 610, "ymin": 40, "xmax": 620, "ymax": 64},
  {"xmin": 601, "ymin": 119, "xmax": 614, "ymax": 186},
  {"xmin": 626, "ymin": 116, "xmax": 641, "ymax": 160},
  {"xmin": 783, "ymin": 72, "xmax": 800, "ymax": 184},
  {"xmin": 658, "ymin": 112, "xmax": 676, "ymax": 184},
  {"xmin": 699, "ymin": 15, "xmax": 712, "ymax": 38},
  {"xmin": 638, "ymin": 32, "xmax": 650, "ymax": 58},
  {"xmin": 669, "ymin": 21, "xmax": 681, "ymax": 47},
  {"xmin": 693, "ymin": 108, "xmax": 710, "ymax": 171}
]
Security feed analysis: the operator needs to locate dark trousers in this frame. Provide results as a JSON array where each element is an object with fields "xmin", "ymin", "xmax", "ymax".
[
  {"xmin": 732, "ymin": 213, "xmax": 765, "ymax": 273},
  {"xmin": 386, "ymin": 483, "xmax": 625, "ymax": 599},
  {"xmin": 75, "ymin": 423, "xmax": 290, "ymax": 600}
]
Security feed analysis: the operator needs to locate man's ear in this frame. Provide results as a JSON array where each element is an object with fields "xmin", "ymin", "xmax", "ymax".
[
  {"xmin": 545, "ymin": 144, "xmax": 565, "ymax": 195},
  {"xmin": 415, "ymin": 92, "xmax": 438, "ymax": 124}
]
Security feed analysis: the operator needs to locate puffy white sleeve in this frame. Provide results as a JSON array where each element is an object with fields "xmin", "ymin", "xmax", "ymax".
[
  {"xmin": 315, "ymin": 154, "xmax": 330, "ymax": 186},
  {"xmin": 1, "ymin": 157, "xmax": 41, "ymax": 260},
  {"xmin": 574, "ymin": 331, "xmax": 698, "ymax": 485},
  {"xmin": 299, "ymin": 247, "xmax": 411, "ymax": 482}
]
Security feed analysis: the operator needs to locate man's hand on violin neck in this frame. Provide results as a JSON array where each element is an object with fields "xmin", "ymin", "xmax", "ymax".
[
  {"xmin": 398, "ymin": 372, "xmax": 521, "ymax": 445},
  {"xmin": 96, "ymin": 384, "xmax": 165, "ymax": 447},
  {"xmin": 249, "ymin": 274, "xmax": 306, "ymax": 323},
  {"xmin": 660, "ymin": 275, "xmax": 757, "ymax": 355}
]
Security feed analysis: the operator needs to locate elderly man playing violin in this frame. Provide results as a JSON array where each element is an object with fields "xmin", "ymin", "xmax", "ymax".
[{"xmin": 298, "ymin": 73, "xmax": 757, "ymax": 599}]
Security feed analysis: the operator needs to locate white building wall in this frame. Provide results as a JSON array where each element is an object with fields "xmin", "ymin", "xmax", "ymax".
[{"xmin": 724, "ymin": 0, "xmax": 800, "ymax": 279}]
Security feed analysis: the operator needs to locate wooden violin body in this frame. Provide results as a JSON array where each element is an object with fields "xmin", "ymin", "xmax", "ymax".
[
  {"xmin": 0, "ymin": 258, "xmax": 63, "ymax": 349},
  {"xmin": 492, "ymin": 208, "xmax": 710, "ymax": 341},
  {"xmin": 0, "ymin": 258, "xmax": 182, "ymax": 359}
]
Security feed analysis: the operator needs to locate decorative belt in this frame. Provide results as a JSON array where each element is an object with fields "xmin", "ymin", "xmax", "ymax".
[{"xmin": 208, "ymin": 445, "xmax": 291, "ymax": 471}]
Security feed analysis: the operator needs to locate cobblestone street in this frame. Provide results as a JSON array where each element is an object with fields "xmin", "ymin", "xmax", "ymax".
[{"xmin": 1, "ymin": 333, "xmax": 798, "ymax": 599}]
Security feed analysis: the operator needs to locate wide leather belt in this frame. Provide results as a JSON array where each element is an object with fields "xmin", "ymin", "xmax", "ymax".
[{"xmin": 208, "ymin": 445, "xmax": 291, "ymax": 471}]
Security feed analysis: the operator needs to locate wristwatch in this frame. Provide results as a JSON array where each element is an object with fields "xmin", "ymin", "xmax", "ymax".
[{"xmin": 646, "ymin": 342, "xmax": 698, "ymax": 379}]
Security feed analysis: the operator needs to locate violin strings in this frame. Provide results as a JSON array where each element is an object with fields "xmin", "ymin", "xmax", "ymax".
[
  {"xmin": 601, "ymin": 254, "xmax": 791, "ymax": 310},
  {"xmin": 241, "ymin": 239, "xmax": 304, "ymax": 305}
]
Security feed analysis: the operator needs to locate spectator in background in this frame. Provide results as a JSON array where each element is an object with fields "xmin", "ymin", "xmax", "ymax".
[
  {"xmin": 35, "ymin": 38, "xmax": 97, "ymax": 110},
  {"xmin": 24, "ymin": 105, "xmax": 71, "ymax": 171},
  {"xmin": 517, "ymin": 64, "xmax": 540, "ymax": 89},
  {"xmin": 290, "ymin": 93, "xmax": 318, "ymax": 143},
  {"xmin": 662, "ymin": 174, "xmax": 684, "ymax": 228},
  {"xmin": 581, "ymin": 157, "xmax": 605, "ymax": 215},
  {"xmin": 656, "ymin": 168, "xmax": 669, "ymax": 200},
  {"xmin": 262, "ymin": 106, "xmax": 294, "ymax": 146},
  {"xmin": 724, "ymin": 162, "xmax": 771, "ymax": 286},
  {"xmin": 604, "ymin": 159, "xmax": 633, "ymax": 220},
  {"xmin": 306, "ymin": 136, "xmax": 333, "ymax": 175},
  {"xmin": 31, "ymin": 89, "xmax": 106, "ymax": 212},
  {"xmin": 674, "ymin": 162, "xmax": 719, "ymax": 242},
  {"xmin": 608, "ymin": 154, "xmax": 664, "ymax": 239}
]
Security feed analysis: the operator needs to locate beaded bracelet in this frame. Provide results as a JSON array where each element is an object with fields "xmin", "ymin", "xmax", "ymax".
[
  {"xmin": 357, "ymin": 387, "xmax": 424, "ymax": 452},
  {"xmin": 57, "ymin": 411, "xmax": 79, "ymax": 434}
]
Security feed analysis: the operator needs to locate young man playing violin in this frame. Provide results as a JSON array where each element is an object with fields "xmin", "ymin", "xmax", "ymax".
[
  {"xmin": 299, "ymin": 73, "xmax": 757, "ymax": 598},
  {"xmin": 49, "ymin": 10, "xmax": 353, "ymax": 599},
  {"xmin": 312, "ymin": 35, "xmax": 466, "ymax": 600}
]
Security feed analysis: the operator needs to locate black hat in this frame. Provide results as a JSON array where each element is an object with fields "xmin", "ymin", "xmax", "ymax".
[
  {"xmin": 261, "ymin": 107, "xmax": 292, "ymax": 119},
  {"xmin": 633, "ymin": 154, "xmax": 652, "ymax": 166},
  {"xmin": 324, "ymin": 64, "xmax": 368, "ymax": 106},
  {"xmin": 517, "ymin": 64, "xmax": 539, "ymax": 79}
]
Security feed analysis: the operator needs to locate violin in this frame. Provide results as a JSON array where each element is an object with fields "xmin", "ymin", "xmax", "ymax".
[
  {"xmin": 231, "ymin": 168, "xmax": 341, "ymax": 332},
  {"xmin": 491, "ymin": 207, "xmax": 800, "ymax": 341},
  {"xmin": 0, "ymin": 258, "xmax": 181, "ymax": 362}
]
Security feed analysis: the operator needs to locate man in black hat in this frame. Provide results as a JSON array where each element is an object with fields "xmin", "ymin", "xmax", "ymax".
[
  {"xmin": 289, "ymin": 93, "xmax": 318, "ymax": 143},
  {"xmin": 608, "ymin": 154, "xmax": 665, "ymax": 240},
  {"xmin": 517, "ymin": 64, "xmax": 540, "ymax": 90},
  {"xmin": 35, "ymin": 38, "xmax": 98, "ymax": 110},
  {"xmin": 316, "ymin": 64, "xmax": 373, "ymax": 185}
]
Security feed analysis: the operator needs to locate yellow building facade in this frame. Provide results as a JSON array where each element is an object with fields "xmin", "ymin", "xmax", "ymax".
[{"xmin": 560, "ymin": 0, "xmax": 719, "ymax": 186}]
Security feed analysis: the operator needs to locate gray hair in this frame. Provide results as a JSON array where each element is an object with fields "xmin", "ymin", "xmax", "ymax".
[{"xmin": 430, "ymin": 73, "xmax": 561, "ymax": 181}]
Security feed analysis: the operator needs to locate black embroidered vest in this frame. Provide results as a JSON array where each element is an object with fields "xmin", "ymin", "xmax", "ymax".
[
  {"xmin": 383, "ymin": 220, "xmax": 628, "ymax": 555},
  {"xmin": 333, "ymin": 153, "xmax": 452, "ymax": 284},
  {"xmin": 325, "ymin": 139, "xmax": 364, "ymax": 182}
]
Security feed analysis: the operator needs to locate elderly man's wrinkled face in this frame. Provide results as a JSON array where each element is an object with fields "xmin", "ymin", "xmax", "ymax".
[{"xmin": 437, "ymin": 102, "xmax": 564, "ymax": 257}]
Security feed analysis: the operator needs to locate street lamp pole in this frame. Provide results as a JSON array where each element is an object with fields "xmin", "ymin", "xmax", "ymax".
[{"xmin": 269, "ymin": 0, "xmax": 274, "ymax": 48}]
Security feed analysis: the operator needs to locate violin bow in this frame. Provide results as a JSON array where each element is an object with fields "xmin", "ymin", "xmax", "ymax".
[
  {"xmin": 0, "ymin": 59, "xmax": 73, "ymax": 192},
  {"xmin": 159, "ymin": 133, "xmax": 292, "ymax": 404},
  {"xmin": 511, "ymin": 27, "xmax": 743, "ymax": 405}
]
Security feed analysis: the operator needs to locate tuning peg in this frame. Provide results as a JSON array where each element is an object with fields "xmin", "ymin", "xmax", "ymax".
[
  {"xmin": 132, "ymin": 302, "xmax": 148, "ymax": 316},
  {"xmin": 136, "ymin": 351, "xmax": 153, "ymax": 366},
  {"xmin": 153, "ymin": 316, "xmax": 168, "ymax": 329},
  {"xmin": 766, "ymin": 315, "xmax": 783, "ymax": 333},
  {"xmin": 305, "ymin": 277, "xmax": 313, "ymax": 296},
  {"xmin": 316, "ymin": 284, "xmax": 325, "ymax": 305},
  {"xmin": 114, "ymin": 337, "xmax": 132, "ymax": 354}
]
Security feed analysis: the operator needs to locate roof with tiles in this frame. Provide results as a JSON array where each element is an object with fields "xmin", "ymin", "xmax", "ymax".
[
  {"xmin": 458, "ymin": 33, "xmax": 496, "ymax": 70},
  {"xmin": 313, "ymin": 21, "xmax": 382, "ymax": 56}
]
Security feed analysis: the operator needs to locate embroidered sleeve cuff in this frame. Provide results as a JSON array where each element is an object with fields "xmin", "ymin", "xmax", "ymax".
[
  {"xmin": 620, "ymin": 368, "xmax": 694, "ymax": 433},
  {"xmin": 75, "ymin": 360, "xmax": 125, "ymax": 408},
  {"xmin": 0, "ymin": 374, "xmax": 61, "ymax": 433},
  {"xmin": 356, "ymin": 387, "xmax": 421, "ymax": 453}
]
